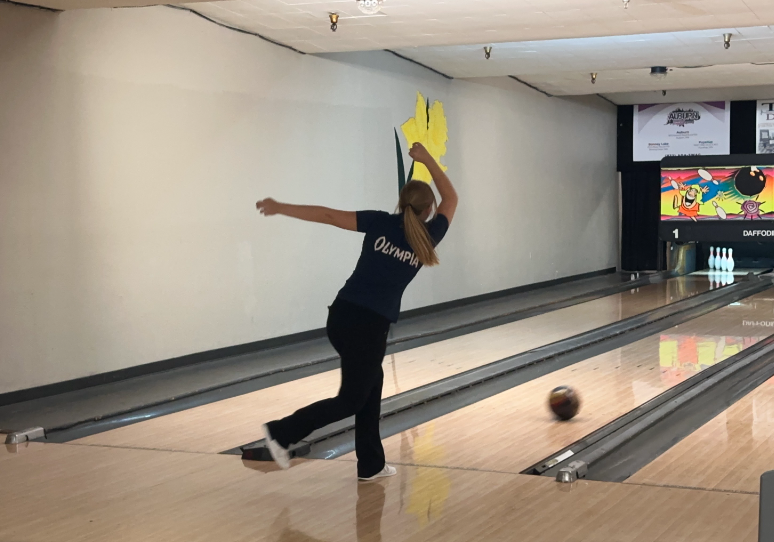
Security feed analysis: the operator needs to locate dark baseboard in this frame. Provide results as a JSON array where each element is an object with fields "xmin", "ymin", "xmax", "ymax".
[
  {"xmin": 400, "ymin": 267, "xmax": 616, "ymax": 319},
  {"xmin": 0, "ymin": 267, "xmax": 615, "ymax": 407},
  {"xmin": 0, "ymin": 326, "xmax": 326, "ymax": 408}
]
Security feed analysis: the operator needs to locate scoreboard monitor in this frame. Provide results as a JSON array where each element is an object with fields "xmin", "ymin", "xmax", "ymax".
[{"xmin": 659, "ymin": 155, "xmax": 774, "ymax": 242}]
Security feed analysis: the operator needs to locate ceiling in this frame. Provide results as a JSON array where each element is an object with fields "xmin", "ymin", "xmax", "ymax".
[
  {"xmin": 181, "ymin": 0, "xmax": 774, "ymax": 54},
  {"xmin": 393, "ymin": 26, "xmax": 774, "ymax": 78},
  {"xmin": 13, "ymin": 0, "xmax": 774, "ymax": 101},
  {"xmin": 521, "ymin": 63, "xmax": 774, "ymax": 96},
  {"xmin": 606, "ymin": 84, "xmax": 774, "ymax": 105},
  {"xmin": 394, "ymin": 25, "xmax": 774, "ymax": 96},
  {"xmin": 179, "ymin": 0, "xmax": 774, "ymax": 100}
]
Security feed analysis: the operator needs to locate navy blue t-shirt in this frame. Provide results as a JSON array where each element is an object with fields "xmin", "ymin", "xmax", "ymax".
[{"xmin": 337, "ymin": 211, "xmax": 449, "ymax": 322}]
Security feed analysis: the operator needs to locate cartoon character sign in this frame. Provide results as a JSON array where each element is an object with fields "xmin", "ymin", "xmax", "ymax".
[
  {"xmin": 670, "ymin": 182, "xmax": 709, "ymax": 221},
  {"xmin": 661, "ymin": 166, "xmax": 774, "ymax": 221}
]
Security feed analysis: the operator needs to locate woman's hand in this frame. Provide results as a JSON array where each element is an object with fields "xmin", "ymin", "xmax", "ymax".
[
  {"xmin": 409, "ymin": 142, "xmax": 433, "ymax": 165},
  {"xmin": 256, "ymin": 198, "xmax": 283, "ymax": 216}
]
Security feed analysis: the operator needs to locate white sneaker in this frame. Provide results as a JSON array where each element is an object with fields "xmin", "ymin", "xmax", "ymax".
[
  {"xmin": 358, "ymin": 465, "xmax": 397, "ymax": 481},
  {"xmin": 262, "ymin": 424, "xmax": 290, "ymax": 470}
]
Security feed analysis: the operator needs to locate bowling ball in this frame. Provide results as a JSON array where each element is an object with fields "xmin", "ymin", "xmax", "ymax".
[{"xmin": 549, "ymin": 386, "xmax": 580, "ymax": 421}]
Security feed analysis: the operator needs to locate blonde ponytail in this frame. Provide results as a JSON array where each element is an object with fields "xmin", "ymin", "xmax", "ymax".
[{"xmin": 398, "ymin": 181, "xmax": 439, "ymax": 267}]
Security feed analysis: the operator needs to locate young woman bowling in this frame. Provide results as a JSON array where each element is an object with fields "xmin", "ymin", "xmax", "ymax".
[{"xmin": 255, "ymin": 142, "xmax": 458, "ymax": 480}]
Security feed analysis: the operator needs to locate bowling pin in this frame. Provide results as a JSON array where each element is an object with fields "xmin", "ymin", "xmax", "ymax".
[
  {"xmin": 728, "ymin": 248, "xmax": 735, "ymax": 272},
  {"xmin": 699, "ymin": 169, "xmax": 719, "ymax": 185},
  {"xmin": 709, "ymin": 247, "xmax": 715, "ymax": 270},
  {"xmin": 720, "ymin": 248, "xmax": 728, "ymax": 271},
  {"xmin": 713, "ymin": 201, "xmax": 727, "ymax": 219}
]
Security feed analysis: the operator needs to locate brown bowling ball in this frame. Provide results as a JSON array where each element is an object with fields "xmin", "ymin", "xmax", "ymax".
[{"xmin": 549, "ymin": 386, "xmax": 581, "ymax": 421}]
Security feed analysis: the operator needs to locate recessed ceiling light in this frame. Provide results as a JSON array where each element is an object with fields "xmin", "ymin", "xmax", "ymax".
[
  {"xmin": 357, "ymin": 0, "xmax": 383, "ymax": 15},
  {"xmin": 650, "ymin": 66, "xmax": 668, "ymax": 79}
]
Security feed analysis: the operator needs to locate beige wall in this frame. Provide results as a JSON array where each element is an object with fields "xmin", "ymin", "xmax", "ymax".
[{"xmin": 0, "ymin": 3, "xmax": 618, "ymax": 394}]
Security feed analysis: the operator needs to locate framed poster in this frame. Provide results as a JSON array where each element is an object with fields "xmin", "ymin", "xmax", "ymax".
[
  {"xmin": 633, "ymin": 102, "xmax": 730, "ymax": 162},
  {"xmin": 757, "ymin": 99, "xmax": 774, "ymax": 154}
]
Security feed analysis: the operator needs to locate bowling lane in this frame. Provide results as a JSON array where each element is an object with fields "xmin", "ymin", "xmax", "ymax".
[
  {"xmin": 73, "ymin": 276, "xmax": 709, "ymax": 454},
  {"xmin": 627, "ymin": 374, "xmax": 774, "ymax": 494},
  {"xmin": 356, "ymin": 290, "xmax": 774, "ymax": 475}
]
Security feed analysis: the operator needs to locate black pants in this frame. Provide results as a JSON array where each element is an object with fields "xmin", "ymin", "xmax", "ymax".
[{"xmin": 267, "ymin": 298, "xmax": 391, "ymax": 478}]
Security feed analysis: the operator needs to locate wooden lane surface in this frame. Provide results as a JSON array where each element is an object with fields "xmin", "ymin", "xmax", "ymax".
[
  {"xmin": 1, "ymin": 441, "xmax": 42, "ymax": 461},
  {"xmin": 0, "ymin": 442, "xmax": 757, "ymax": 542},
  {"xmin": 71, "ymin": 277, "xmax": 708, "ymax": 454},
  {"xmin": 353, "ymin": 291, "xmax": 774, "ymax": 475},
  {"xmin": 627, "ymin": 374, "xmax": 774, "ymax": 494}
]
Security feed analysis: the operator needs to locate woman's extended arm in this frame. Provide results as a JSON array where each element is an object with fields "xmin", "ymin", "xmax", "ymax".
[
  {"xmin": 409, "ymin": 143, "xmax": 458, "ymax": 223},
  {"xmin": 255, "ymin": 198, "xmax": 357, "ymax": 231}
]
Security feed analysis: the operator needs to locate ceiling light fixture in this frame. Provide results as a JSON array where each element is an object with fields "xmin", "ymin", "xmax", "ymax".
[
  {"xmin": 723, "ymin": 33, "xmax": 732, "ymax": 49},
  {"xmin": 623, "ymin": 0, "xmax": 629, "ymax": 8},
  {"xmin": 484, "ymin": 46, "xmax": 492, "ymax": 60},
  {"xmin": 591, "ymin": 72, "xmax": 597, "ymax": 84},
  {"xmin": 329, "ymin": 13, "xmax": 339, "ymax": 32},
  {"xmin": 357, "ymin": 0, "xmax": 383, "ymax": 15},
  {"xmin": 650, "ymin": 66, "xmax": 668, "ymax": 80}
]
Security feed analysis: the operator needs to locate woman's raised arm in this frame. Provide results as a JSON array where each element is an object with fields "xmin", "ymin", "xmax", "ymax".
[
  {"xmin": 409, "ymin": 143, "xmax": 458, "ymax": 223},
  {"xmin": 256, "ymin": 198, "xmax": 357, "ymax": 231}
]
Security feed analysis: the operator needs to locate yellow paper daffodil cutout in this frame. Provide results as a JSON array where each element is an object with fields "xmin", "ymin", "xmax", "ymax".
[{"xmin": 401, "ymin": 92, "xmax": 448, "ymax": 183}]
